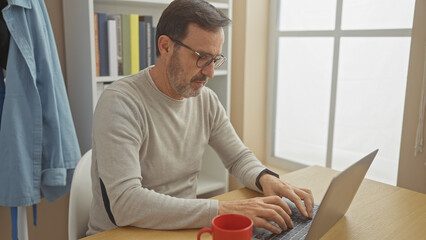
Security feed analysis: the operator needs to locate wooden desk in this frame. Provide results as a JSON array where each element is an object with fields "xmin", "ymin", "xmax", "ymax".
[{"xmin": 81, "ymin": 166, "xmax": 426, "ymax": 240}]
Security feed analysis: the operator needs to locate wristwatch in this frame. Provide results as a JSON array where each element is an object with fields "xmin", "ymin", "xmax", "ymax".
[{"xmin": 255, "ymin": 168, "xmax": 280, "ymax": 191}]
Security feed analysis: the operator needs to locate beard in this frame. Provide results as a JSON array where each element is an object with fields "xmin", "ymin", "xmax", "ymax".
[{"xmin": 166, "ymin": 50, "xmax": 209, "ymax": 98}]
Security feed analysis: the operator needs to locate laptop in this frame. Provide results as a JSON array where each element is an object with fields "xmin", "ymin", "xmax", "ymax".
[{"xmin": 252, "ymin": 149, "xmax": 379, "ymax": 240}]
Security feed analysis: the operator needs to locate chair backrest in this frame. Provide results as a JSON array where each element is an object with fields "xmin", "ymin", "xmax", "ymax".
[{"xmin": 68, "ymin": 150, "xmax": 92, "ymax": 240}]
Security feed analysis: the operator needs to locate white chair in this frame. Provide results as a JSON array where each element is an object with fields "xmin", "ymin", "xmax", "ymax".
[{"xmin": 68, "ymin": 150, "xmax": 93, "ymax": 240}]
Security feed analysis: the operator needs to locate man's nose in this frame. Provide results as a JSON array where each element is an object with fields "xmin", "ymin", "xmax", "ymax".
[{"xmin": 201, "ymin": 62, "xmax": 215, "ymax": 78}]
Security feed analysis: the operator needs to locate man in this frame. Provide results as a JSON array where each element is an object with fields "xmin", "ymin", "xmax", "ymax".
[{"xmin": 87, "ymin": 0, "xmax": 314, "ymax": 236}]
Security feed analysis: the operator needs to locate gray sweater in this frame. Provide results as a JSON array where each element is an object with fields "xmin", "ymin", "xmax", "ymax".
[{"xmin": 87, "ymin": 67, "xmax": 265, "ymax": 235}]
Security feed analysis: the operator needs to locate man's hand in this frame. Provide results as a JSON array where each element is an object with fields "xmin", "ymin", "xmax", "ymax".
[
  {"xmin": 260, "ymin": 173, "xmax": 314, "ymax": 219},
  {"xmin": 217, "ymin": 174, "xmax": 314, "ymax": 234},
  {"xmin": 218, "ymin": 196, "xmax": 293, "ymax": 234}
]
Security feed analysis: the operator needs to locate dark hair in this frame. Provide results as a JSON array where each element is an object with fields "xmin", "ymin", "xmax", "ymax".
[{"xmin": 155, "ymin": 0, "xmax": 231, "ymax": 56}]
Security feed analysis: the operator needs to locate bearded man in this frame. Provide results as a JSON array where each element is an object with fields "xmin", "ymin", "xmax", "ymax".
[{"xmin": 87, "ymin": 0, "xmax": 314, "ymax": 236}]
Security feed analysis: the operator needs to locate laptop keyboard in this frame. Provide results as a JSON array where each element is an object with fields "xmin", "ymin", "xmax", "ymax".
[{"xmin": 252, "ymin": 199, "xmax": 319, "ymax": 240}]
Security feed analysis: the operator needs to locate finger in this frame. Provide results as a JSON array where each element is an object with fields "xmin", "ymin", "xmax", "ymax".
[
  {"xmin": 301, "ymin": 188, "xmax": 315, "ymax": 218},
  {"xmin": 294, "ymin": 188, "xmax": 314, "ymax": 218},
  {"xmin": 294, "ymin": 198, "xmax": 309, "ymax": 218},
  {"xmin": 299, "ymin": 188, "xmax": 314, "ymax": 208},
  {"xmin": 285, "ymin": 192, "xmax": 309, "ymax": 218},
  {"xmin": 297, "ymin": 188, "xmax": 315, "ymax": 218},
  {"xmin": 262, "ymin": 196, "xmax": 292, "ymax": 216},
  {"xmin": 257, "ymin": 203, "xmax": 294, "ymax": 232},
  {"xmin": 254, "ymin": 217, "xmax": 282, "ymax": 235}
]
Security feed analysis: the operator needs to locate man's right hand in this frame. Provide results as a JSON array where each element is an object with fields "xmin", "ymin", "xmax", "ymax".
[{"xmin": 218, "ymin": 196, "xmax": 293, "ymax": 234}]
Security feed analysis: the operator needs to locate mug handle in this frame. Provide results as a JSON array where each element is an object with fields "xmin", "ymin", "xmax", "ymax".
[{"xmin": 197, "ymin": 227, "xmax": 213, "ymax": 240}]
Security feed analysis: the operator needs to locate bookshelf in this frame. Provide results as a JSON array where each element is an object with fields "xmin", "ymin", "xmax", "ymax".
[{"xmin": 62, "ymin": 0, "xmax": 232, "ymax": 197}]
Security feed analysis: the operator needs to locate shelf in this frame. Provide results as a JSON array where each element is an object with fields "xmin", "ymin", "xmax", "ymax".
[
  {"xmin": 196, "ymin": 175, "xmax": 226, "ymax": 196},
  {"xmin": 96, "ymin": 70, "xmax": 228, "ymax": 83},
  {"xmin": 94, "ymin": 0, "xmax": 229, "ymax": 9},
  {"xmin": 96, "ymin": 76, "xmax": 125, "ymax": 83}
]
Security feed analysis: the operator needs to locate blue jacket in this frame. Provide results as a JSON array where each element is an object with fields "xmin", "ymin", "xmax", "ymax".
[{"xmin": 0, "ymin": 0, "xmax": 81, "ymax": 206}]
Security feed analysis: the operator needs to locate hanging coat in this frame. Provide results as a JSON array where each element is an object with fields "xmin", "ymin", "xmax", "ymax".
[{"xmin": 0, "ymin": 0, "xmax": 81, "ymax": 207}]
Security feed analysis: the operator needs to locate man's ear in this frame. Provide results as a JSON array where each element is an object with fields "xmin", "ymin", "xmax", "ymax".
[{"xmin": 157, "ymin": 35, "xmax": 172, "ymax": 56}]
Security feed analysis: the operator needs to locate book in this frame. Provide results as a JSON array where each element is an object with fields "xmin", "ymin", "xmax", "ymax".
[
  {"xmin": 94, "ymin": 13, "xmax": 100, "ymax": 76},
  {"xmin": 107, "ymin": 19, "xmax": 118, "ymax": 76},
  {"xmin": 152, "ymin": 27, "xmax": 157, "ymax": 64},
  {"xmin": 139, "ymin": 18, "xmax": 147, "ymax": 70},
  {"xmin": 97, "ymin": 13, "xmax": 109, "ymax": 76},
  {"xmin": 139, "ymin": 16, "xmax": 153, "ymax": 67},
  {"xmin": 109, "ymin": 15, "xmax": 123, "ymax": 76},
  {"xmin": 121, "ymin": 14, "xmax": 131, "ymax": 75},
  {"xmin": 129, "ymin": 14, "xmax": 140, "ymax": 74}
]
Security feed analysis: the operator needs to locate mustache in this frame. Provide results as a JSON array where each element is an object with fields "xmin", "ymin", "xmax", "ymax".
[{"xmin": 191, "ymin": 75, "xmax": 208, "ymax": 82}]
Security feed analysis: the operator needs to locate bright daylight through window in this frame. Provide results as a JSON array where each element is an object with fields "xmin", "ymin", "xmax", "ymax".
[{"xmin": 268, "ymin": 0, "xmax": 416, "ymax": 185}]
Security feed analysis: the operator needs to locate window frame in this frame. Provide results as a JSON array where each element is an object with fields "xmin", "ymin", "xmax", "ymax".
[{"xmin": 266, "ymin": 0, "xmax": 413, "ymax": 172}]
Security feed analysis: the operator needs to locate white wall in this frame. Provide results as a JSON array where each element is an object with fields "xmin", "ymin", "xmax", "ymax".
[
  {"xmin": 230, "ymin": 0, "xmax": 269, "ymax": 190},
  {"xmin": 398, "ymin": 0, "xmax": 426, "ymax": 194}
]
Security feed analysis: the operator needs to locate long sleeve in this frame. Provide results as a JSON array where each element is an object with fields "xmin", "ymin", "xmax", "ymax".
[{"xmin": 207, "ymin": 93, "xmax": 265, "ymax": 192}]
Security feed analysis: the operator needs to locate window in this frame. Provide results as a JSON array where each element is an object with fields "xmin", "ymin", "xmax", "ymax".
[{"xmin": 267, "ymin": 0, "xmax": 416, "ymax": 185}]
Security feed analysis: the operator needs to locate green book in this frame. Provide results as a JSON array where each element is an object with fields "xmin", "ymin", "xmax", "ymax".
[{"xmin": 121, "ymin": 14, "xmax": 131, "ymax": 75}]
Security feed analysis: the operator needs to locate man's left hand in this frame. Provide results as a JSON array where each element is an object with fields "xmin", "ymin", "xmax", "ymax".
[{"xmin": 259, "ymin": 174, "xmax": 314, "ymax": 219}]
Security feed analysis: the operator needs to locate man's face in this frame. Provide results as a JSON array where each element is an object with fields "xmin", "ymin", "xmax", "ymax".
[{"xmin": 166, "ymin": 23, "xmax": 224, "ymax": 99}]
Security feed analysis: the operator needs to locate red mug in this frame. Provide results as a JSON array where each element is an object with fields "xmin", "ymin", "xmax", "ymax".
[{"xmin": 197, "ymin": 213, "xmax": 253, "ymax": 240}]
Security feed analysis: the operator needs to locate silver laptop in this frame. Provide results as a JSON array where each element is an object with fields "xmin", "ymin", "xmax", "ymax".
[{"xmin": 252, "ymin": 149, "xmax": 379, "ymax": 240}]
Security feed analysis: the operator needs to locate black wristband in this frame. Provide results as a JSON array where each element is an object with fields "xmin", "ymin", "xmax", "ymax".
[{"xmin": 255, "ymin": 168, "xmax": 280, "ymax": 191}]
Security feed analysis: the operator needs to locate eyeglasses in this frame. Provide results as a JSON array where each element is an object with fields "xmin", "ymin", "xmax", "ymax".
[{"xmin": 168, "ymin": 37, "xmax": 226, "ymax": 69}]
